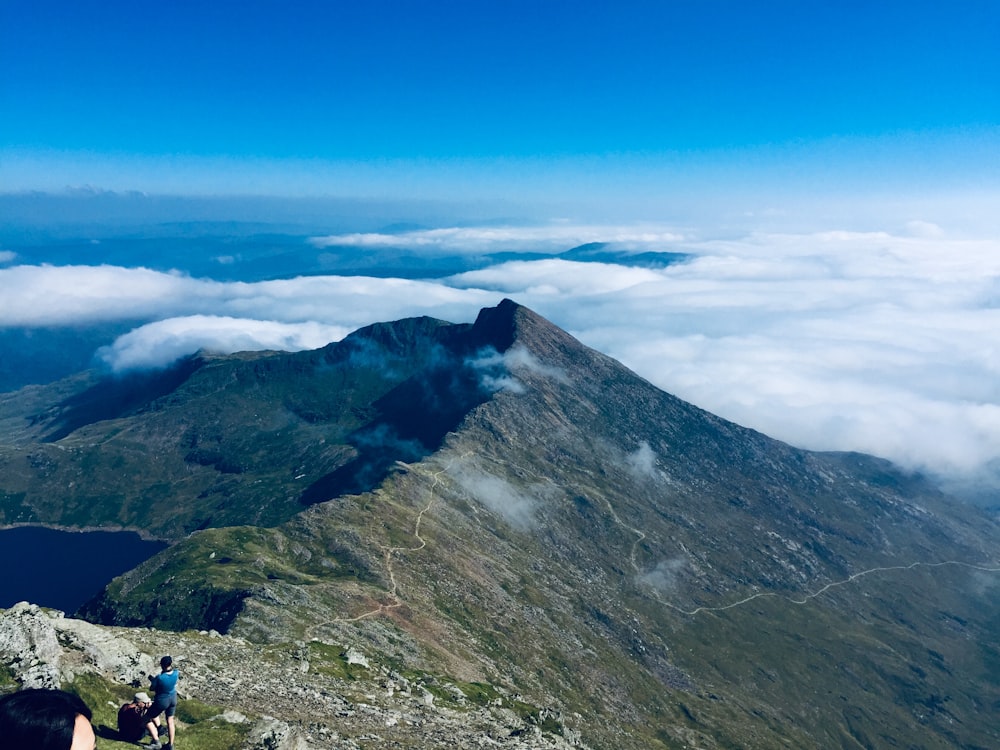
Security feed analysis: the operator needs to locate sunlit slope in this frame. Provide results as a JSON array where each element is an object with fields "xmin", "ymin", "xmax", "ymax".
[{"xmin": 62, "ymin": 300, "xmax": 1000, "ymax": 748}]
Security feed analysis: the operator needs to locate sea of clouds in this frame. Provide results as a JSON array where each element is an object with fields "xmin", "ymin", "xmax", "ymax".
[{"xmin": 3, "ymin": 220, "xmax": 1000, "ymax": 494}]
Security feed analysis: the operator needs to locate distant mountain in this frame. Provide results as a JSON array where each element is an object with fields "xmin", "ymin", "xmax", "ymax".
[
  {"xmin": 2, "ymin": 300, "xmax": 999, "ymax": 749},
  {"xmin": 559, "ymin": 241, "xmax": 688, "ymax": 267}
]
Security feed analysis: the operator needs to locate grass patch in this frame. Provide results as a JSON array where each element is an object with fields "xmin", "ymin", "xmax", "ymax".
[
  {"xmin": 306, "ymin": 641, "xmax": 369, "ymax": 680},
  {"xmin": 461, "ymin": 681, "xmax": 503, "ymax": 707},
  {"xmin": 168, "ymin": 717, "xmax": 249, "ymax": 750},
  {"xmin": 176, "ymin": 697, "xmax": 224, "ymax": 723},
  {"xmin": 0, "ymin": 664, "xmax": 17, "ymax": 692},
  {"xmin": 507, "ymin": 697, "xmax": 563, "ymax": 735},
  {"xmin": 63, "ymin": 672, "xmax": 251, "ymax": 750}
]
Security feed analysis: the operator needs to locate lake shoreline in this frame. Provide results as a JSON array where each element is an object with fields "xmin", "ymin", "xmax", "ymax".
[{"xmin": 0, "ymin": 526, "xmax": 169, "ymax": 614}]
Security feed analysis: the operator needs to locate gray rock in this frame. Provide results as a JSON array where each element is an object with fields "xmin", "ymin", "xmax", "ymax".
[
  {"xmin": 0, "ymin": 604, "xmax": 591, "ymax": 749},
  {"xmin": 0, "ymin": 602, "xmax": 152, "ymax": 687},
  {"xmin": 340, "ymin": 646, "xmax": 369, "ymax": 668}
]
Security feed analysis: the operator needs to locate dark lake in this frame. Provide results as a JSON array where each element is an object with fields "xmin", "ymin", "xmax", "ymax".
[{"xmin": 0, "ymin": 526, "xmax": 168, "ymax": 613}]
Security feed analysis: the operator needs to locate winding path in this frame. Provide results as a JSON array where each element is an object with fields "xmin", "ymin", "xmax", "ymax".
[
  {"xmin": 306, "ymin": 453, "xmax": 465, "ymax": 635},
  {"xmin": 653, "ymin": 559, "xmax": 1000, "ymax": 616},
  {"xmin": 596, "ymin": 478, "xmax": 1000, "ymax": 616},
  {"xmin": 603, "ymin": 493, "xmax": 1000, "ymax": 616},
  {"xmin": 308, "ymin": 450, "xmax": 1000, "ymax": 630}
]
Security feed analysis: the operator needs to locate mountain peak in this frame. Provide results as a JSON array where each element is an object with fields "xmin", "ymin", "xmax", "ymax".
[
  {"xmin": 471, "ymin": 297, "xmax": 589, "ymax": 364},
  {"xmin": 469, "ymin": 297, "xmax": 527, "ymax": 352}
]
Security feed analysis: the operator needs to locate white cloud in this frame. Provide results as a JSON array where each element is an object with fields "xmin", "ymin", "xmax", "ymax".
[
  {"xmin": 468, "ymin": 344, "xmax": 569, "ymax": 393},
  {"xmin": 498, "ymin": 229, "xmax": 1000, "ymax": 486},
  {"xmin": 0, "ymin": 251, "xmax": 16, "ymax": 264},
  {"xmin": 448, "ymin": 460, "xmax": 544, "ymax": 531},
  {"xmin": 626, "ymin": 442, "xmax": 658, "ymax": 479},
  {"xmin": 904, "ymin": 220, "xmax": 945, "ymax": 238},
  {"xmin": 468, "ymin": 349, "xmax": 527, "ymax": 394},
  {"xmin": 0, "ymin": 265, "xmax": 220, "ymax": 325},
  {"xmin": 502, "ymin": 345, "xmax": 569, "ymax": 384},
  {"xmin": 97, "ymin": 316, "xmax": 350, "ymax": 371},
  {"xmin": 309, "ymin": 224, "xmax": 685, "ymax": 255},
  {"xmin": 0, "ymin": 264, "xmax": 497, "ymax": 328},
  {"xmin": 637, "ymin": 558, "xmax": 687, "ymax": 594},
  {"xmin": 4, "ymin": 219, "xmax": 1000, "ymax": 491},
  {"xmin": 449, "ymin": 259, "xmax": 666, "ymax": 297}
]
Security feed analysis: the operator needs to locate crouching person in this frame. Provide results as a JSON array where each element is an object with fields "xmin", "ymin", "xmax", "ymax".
[{"xmin": 117, "ymin": 691, "xmax": 155, "ymax": 743}]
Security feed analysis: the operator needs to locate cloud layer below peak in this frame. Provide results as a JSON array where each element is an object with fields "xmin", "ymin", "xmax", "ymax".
[{"xmin": 4, "ymin": 220, "xmax": 1000, "ymax": 492}]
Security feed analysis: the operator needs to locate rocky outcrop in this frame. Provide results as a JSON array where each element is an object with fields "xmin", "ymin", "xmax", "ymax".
[
  {"xmin": 0, "ymin": 601, "xmax": 153, "ymax": 688},
  {"xmin": 0, "ymin": 603, "xmax": 589, "ymax": 750}
]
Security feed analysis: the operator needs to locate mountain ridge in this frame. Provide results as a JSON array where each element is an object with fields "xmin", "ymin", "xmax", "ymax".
[{"xmin": 2, "ymin": 299, "xmax": 999, "ymax": 748}]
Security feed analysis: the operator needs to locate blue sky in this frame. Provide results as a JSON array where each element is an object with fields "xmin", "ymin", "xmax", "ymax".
[
  {"xmin": 2, "ymin": 0, "xmax": 998, "ymax": 202},
  {"xmin": 3, "ymin": 1, "xmax": 1000, "ymax": 495}
]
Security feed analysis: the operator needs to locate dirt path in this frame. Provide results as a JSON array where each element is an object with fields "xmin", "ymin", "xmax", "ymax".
[
  {"xmin": 657, "ymin": 559, "xmax": 1000, "ymax": 616},
  {"xmin": 591, "ymin": 471, "xmax": 1000, "ymax": 617},
  {"xmin": 307, "ymin": 454, "xmax": 465, "ymax": 633},
  {"xmin": 308, "ymin": 449, "xmax": 1000, "ymax": 629}
]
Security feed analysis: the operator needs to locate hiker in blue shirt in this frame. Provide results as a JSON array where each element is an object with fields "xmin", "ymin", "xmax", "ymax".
[{"xmin": 143, "ymin": 655, "xmax": 179, "ymax": 750}]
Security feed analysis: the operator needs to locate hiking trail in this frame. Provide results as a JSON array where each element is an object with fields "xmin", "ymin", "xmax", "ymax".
[
  {"xmin": 655, "ymin": 559, "xmax": 1000, "ymax": 616},
  {"xmin": 307, "ymin": 452, "xmax": 467, "ymax": 634}
]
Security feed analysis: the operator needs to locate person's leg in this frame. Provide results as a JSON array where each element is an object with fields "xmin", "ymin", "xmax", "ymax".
[
  {"xmin": 167, "ymin": 714, "xmax": 176, "ymax": 744},
  {"xmin": 145, "ymin": 705, "xmax": 164, "ymax": 747}
]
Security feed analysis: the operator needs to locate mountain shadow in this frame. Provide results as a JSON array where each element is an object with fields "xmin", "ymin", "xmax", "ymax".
[
  {"xmin": 38, "ymin": 356, "xmax": 205, "ymax": 442},
  {"xmin": 301, "ymin": 314, "xmax": 512, "ymax": 503}
]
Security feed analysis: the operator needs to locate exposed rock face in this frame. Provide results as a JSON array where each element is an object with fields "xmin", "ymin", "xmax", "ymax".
[
  {"xmin": 0, "ymin": 604, "xmax": 589, "ymax": 749},
  {"xmin": 0, "ymin": 602, "xmax": 153, "ymax": 688}
]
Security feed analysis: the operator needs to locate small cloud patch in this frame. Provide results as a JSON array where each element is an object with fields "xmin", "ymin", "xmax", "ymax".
[
  {"xmin": 467, "ymin": 344, "xmax": 569, "ymax": 394},
  {"xmin": 625, "ymin": 441, "xmax": 658, "ymax": 479},
  {"xmin": 637, "ymin": 558, "xmax": 687, "ymax": 594},
  {"xmin": 449, "ymin": 460, "xmax": 546, "ymax": 531}
]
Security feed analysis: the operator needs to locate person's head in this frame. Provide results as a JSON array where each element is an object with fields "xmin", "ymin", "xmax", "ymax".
[
  {"xmin": 0, "ymin": 688, "xmax": 95, "ymax": 750},
  {"xmin": 133, "ymin": 692, "xmax": 151, "ymax": 706},
  {"xmin": 159, "ymin": 655, "xmax": 172, "ymax": 671}
]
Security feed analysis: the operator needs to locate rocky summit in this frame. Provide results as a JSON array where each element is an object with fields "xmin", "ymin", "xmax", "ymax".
[{"xmin": 2, "ymin": 299, "xmax": 999, "ymax": 749}]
